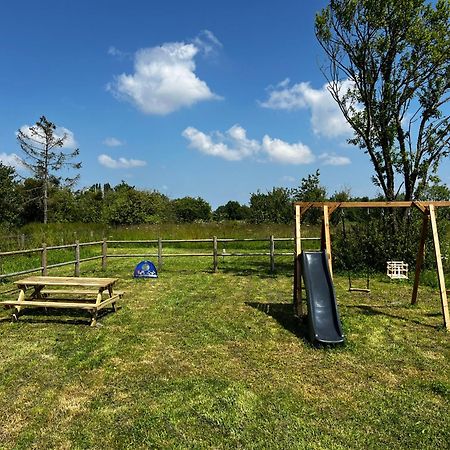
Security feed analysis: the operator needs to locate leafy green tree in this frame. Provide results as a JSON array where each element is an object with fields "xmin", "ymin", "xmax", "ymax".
[
  {"xmin": 171, "ymin": 197, "xmax": 212, "ymax": 222},
  {"xmin": 103, "ymin": 182, "xmax": 148, "ymax": 225},
  {"xmin": 292, "ymin": 170, "xmax": 327, "ymax": 224},
  {"xmin": 316, "ymin": 0, "xmax": 450, "ymax": 200},
  {"xmin": 17, "ymin": 116, "xmax": 81, "ymax": 223},
  {"xmin": 214, "ymin": 200, "xmax": 250, "ymax": 221},
  {"xmin": 74, "ymin": 185, "xmax": 104, "ymax": 223},
  {"xmin": 0, "ymin": 163, "xmax": 23, "ymax": 225},
  {"xmin": 48, "ymin": 188, "xmax": 77, "ymax": 223},
  {"xmin": 249, "ymin": 188, "xmax": 292, "ymax": 224}
]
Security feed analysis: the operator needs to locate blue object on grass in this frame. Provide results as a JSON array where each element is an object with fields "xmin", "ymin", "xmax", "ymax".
[{"xmin": 133, "ymin": 260, "xmax": 158, "ymax": 278}]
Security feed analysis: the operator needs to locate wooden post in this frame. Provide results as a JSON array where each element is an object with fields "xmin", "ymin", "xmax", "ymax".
[
  {"xmin": 158, "ymin": 237, "xmax": 163, "ymax": 272},
  {"xmin": 20, "ymin": 234, "xmax": 25, "ymax": 249},
  {"xmin": 270, "ymin": 235, "xmax": 275, "ymax": 273},
  {"xmin": 294, "ymin": 205, "xmax": 303, "ymax": 316},
  {"xmin": 41, "ymin": 243, "xmax": 48, "ymax": 276},
  {"xmin": 429, "ymin": 205, "xmax": 450, "ymax": 330},
  {"xmin": 323, "ymin": 205, "xmax": 333, "ymax": 278},
  {"xmin": 213, "ymin": 236, "xmax": 218, "ymax": 273},
  {"xmin": 102, "ymin": 239, "xmax": 107, "ymax": 271},
  {"xmin": 411, "ymin": 212, "xmax": 429, "ymax": 305},
  {"xmin": 74, "ymin": 240, "xmax": 80, "ymax": 277}
]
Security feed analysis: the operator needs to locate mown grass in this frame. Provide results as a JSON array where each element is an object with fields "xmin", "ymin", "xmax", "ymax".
[{"xmin": 0, "ymin": 253, "xmax": 448, "ymax": 449}]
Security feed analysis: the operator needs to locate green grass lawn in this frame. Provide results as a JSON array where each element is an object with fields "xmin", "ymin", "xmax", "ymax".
[{"xmin": 0, "ymin": 255, "xmax": 449, "ymax": 449}]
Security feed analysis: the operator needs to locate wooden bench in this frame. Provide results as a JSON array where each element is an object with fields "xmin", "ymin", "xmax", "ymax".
[{"xmin": 0, "ymin": 276, "xmax": 124, "ymax": 326}]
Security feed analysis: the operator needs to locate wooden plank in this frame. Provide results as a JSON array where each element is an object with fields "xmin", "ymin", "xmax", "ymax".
[
  {"xmin": 0, "ymin": 300, "xmax": 99, "ymax": 309},
  {"xmin": 323, "ymin": 205, "xmax": 333, "ymax": 278},
  {"xmin": 41, "ymin": 289, "xmax": 103, "ymax": 295},
  {"xmin": 293, "ymin": 201, "xmax": 450, "ymax": 208},
  {"xmin": 14, "ymin": 276, "xmax": 117, "ymax": 287},
  {"xmin": 429, "ymin": 204, "xmax": 450, "ymax": 330},
  {"xmin": 41, "ymin": 243, "xmax": 47, "ymax": 276},
  {"xmin": 411, "ymin": 212, "xmax": 429, "ymax": 305},
  {"xmin": 213, "ymin": 236, "xmax": 218, "ymax": 273},
  {"xmin": 270, "ymin": 235, "xmax": 275, "ymax": 272},
  {"xmin": 294, "ymin": 205, "xmax": 302, "ymax": 316},
  {"xmin": 40, "ymin": 289, "xmax": 124, "ymax": 296}
]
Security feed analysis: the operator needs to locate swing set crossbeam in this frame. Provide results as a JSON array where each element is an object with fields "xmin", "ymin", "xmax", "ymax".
[{"xmin": 293, "ymin": 201, "xmax": 450, "ymax": 331}]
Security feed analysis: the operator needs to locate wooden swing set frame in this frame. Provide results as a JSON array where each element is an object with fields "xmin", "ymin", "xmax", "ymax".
[{"xmin": 293, "ymin": 201, "xmax": 450, "ymax": 331}]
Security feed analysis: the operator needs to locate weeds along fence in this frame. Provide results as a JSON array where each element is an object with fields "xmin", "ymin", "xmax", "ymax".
[{"xmin": 0, "ymin": 236, "xmax": 321, "ymax": 281}]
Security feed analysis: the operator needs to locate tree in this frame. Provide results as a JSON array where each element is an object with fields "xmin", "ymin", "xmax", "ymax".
[
  {"xmin": 0, "ymin": 163, "xmax": 23, "ymax": 225},
  {"xmin": 249, "ymin": 188, "xmax": 293, "ymax": 224},
  {"xmin": 214, "ymin": 201, "xmax": 250, "ymax": 221},
  {"xmin": 292, "ymin": 170, "xmax": 327, "ymax": 224},
  {"xmin": 17, "ymin": 116, "xmax": 81, "ymax": 223},
  {"xmin": 315, "ymin": 0, "xmax": 450, "ymax": 200},
  {"xmin": 171, "ymin": 197, "xmax": 212, "ymax": 222}
]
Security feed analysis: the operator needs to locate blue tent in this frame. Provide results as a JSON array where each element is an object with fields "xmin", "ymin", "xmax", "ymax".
[{"xmin": 133, "ymin": 260, "xmax": 158, "ymax": 278}]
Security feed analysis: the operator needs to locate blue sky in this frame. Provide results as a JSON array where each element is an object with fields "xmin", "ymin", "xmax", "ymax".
[{"xmin": 0, "ymin": 0, "xmax": 447, "ymax": 208}]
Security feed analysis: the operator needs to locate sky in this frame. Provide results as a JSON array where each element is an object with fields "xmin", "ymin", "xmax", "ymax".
[{"xmin": 0, "ymin": 0, "xmax": 448, "ymax": 208}]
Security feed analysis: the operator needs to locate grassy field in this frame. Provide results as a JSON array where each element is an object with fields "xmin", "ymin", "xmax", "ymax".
[{"xmin": 0, "ymin": 253, "xmax": 448, "ymax": 449}]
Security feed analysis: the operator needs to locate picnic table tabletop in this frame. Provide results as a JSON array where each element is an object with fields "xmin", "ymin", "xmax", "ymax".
[{"xmin": 14, "ymin": 276, "xmax": 118, "ymax": 288}]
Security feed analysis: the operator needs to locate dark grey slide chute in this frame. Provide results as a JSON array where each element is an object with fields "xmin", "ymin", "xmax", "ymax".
[{"xmin": 300, "ymin": 251, "xmax": 344, "ymax": 344}]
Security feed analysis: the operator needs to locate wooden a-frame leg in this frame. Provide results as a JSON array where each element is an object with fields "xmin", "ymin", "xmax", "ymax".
[{"xmin": 429, "ymin": 205, "xmax": 450, "ymax": 330}]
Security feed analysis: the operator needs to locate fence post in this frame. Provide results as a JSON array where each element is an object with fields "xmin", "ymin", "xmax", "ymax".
[
  {"xmin": 270, "ymin": 235, "xmax": 275, "ymax": 273},
  {"xmin": 74, "ymin": 240, "xmax": 80, "ymax": 276},
  {"xmin": 102, "ymin": 238, "xmax": 107, "ymax": 271},
  {"xmin": 20, "ymin": 234, "xmax": 25, "ymax": 250},
  {"xmin": 158, "ymin": 237, "xmax": 163, "ymax": 272},
  {"xmin": 41, "ymin": 243, "xmax": 48, "ymax": 276},
  {"xmin": 213, "ymin": 236, "xmax": 218, "ymax": 273}
]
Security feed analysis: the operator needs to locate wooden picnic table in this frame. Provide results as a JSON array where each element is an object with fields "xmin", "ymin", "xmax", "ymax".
[{"xmin": 0, "ymin": 276, "xmax": 123, "ymax": 326}]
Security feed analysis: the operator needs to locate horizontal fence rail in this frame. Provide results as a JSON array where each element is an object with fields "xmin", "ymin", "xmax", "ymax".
[{"xmin": 0, "ymin": 236, "xmax": 321, "ymax": 281}]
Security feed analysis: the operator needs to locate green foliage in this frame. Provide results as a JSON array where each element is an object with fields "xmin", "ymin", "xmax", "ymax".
[
  {"xmin": 214, "ymin": 200, "xmax": 250, "ymax": 221},
  {"xmin": 171, "ymin": 196, "xmax": 212, "ymax": 222},
  {"xmin": 249, "ymin": 187, "xmax": 292, "ymax": 224},
  {"xmin": 316, "ymin": 0, "xmax": 450, "ymax": 200},
  {"xmin": 292, "ymin": 170, "xmax": 327, "ymax": 224},
  {"xmin": 0, "ymin": 163, "xmax": 22, "ymax": 225}
]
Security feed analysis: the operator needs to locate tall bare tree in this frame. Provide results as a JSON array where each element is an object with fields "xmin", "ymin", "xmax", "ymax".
[
  {"xmin": 17, "ymin": 116, "xmax": 81, "ymax": 223},
  {"xmin": 315, "ymin": 0, "xmax": 450, "ymax": 200}
]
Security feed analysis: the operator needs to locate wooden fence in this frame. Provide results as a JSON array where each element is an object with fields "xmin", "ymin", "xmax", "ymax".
[{"xmin": 0, "ymin": 236, "xmax": 321, "ymax": 279}]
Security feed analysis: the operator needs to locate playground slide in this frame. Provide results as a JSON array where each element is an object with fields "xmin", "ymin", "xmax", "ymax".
[{"xmin": 300, "ymin": 251, "xmax": 344, "ymax": 344}]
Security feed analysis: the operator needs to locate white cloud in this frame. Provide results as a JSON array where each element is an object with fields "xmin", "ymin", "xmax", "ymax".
[
  {"xmin": 182, "ymin": 124, "xmax": 314, "ymax": 165},
  {"xmin": 108, "ymin": 40, "xmax": 220, "ymax": 115},
  {"xmin": 98, "ymin": 154, "xmax": 147, "ymax": 169},
  {"xmin": 260, "ymin": 79, "xmax": 354, "ymax": 138},
  {"xmin": 103, "ymin": 137, "xmax": 124, "ymax": 147},
  {"xmin": 319, "ymin": 153, "xmax": 351, "ymax": 166},
  {"xmin": 262, "ymin": 136, "xmax": 314, "ymax": 164},
  {"xmin": 18, "ymin": 124, "xmax": 78, "ymax": 148},
  {"xmin": 0, "ymin": 152, "xmax": 23, "ymax": 169}
]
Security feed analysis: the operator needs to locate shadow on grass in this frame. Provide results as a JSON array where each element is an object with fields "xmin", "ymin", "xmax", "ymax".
[
  {"xmin": 246, "ymin": 301, "xmax": 309, "ymax": 341},
  {"xmin": 347, "ymin": 304, "xmax": 439, "ymax": 329},
  {"xmin": 0, "ymin": 306, "xmax": 116, "ymax": 326}
]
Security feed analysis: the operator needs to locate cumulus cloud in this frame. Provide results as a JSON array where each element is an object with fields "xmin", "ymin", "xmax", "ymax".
[
  {"xmin": 319, "ymin": 153, "xmax": 351, "ymax": 166},
  {"xmin": 260, "ymin": 79, "xmax": 354, "ymax": 138},
  {"xmin": 18, "ymin": 124, "xmax": 78, "ymax": 148},
  {"xmin": 103, "ymin": 137, "xmax": 124, "ymax": 147},
  {"xmin": 0, "ymin": 152, "xmax": 23, "ymax": 169},
  {"xmin": 182, "ymin": 124, "xmax": 314, "ymax": 165},
  {"xmin": 262, "ymin": 136, "xmax": 314, "ymax": 164},
  {"xmin": 98, "ymin": 154, "xmax": 147, "ymax": 169},
  {"xmin": 108, "ymin": 39, "xmax": 221, "ymax": 115}
]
